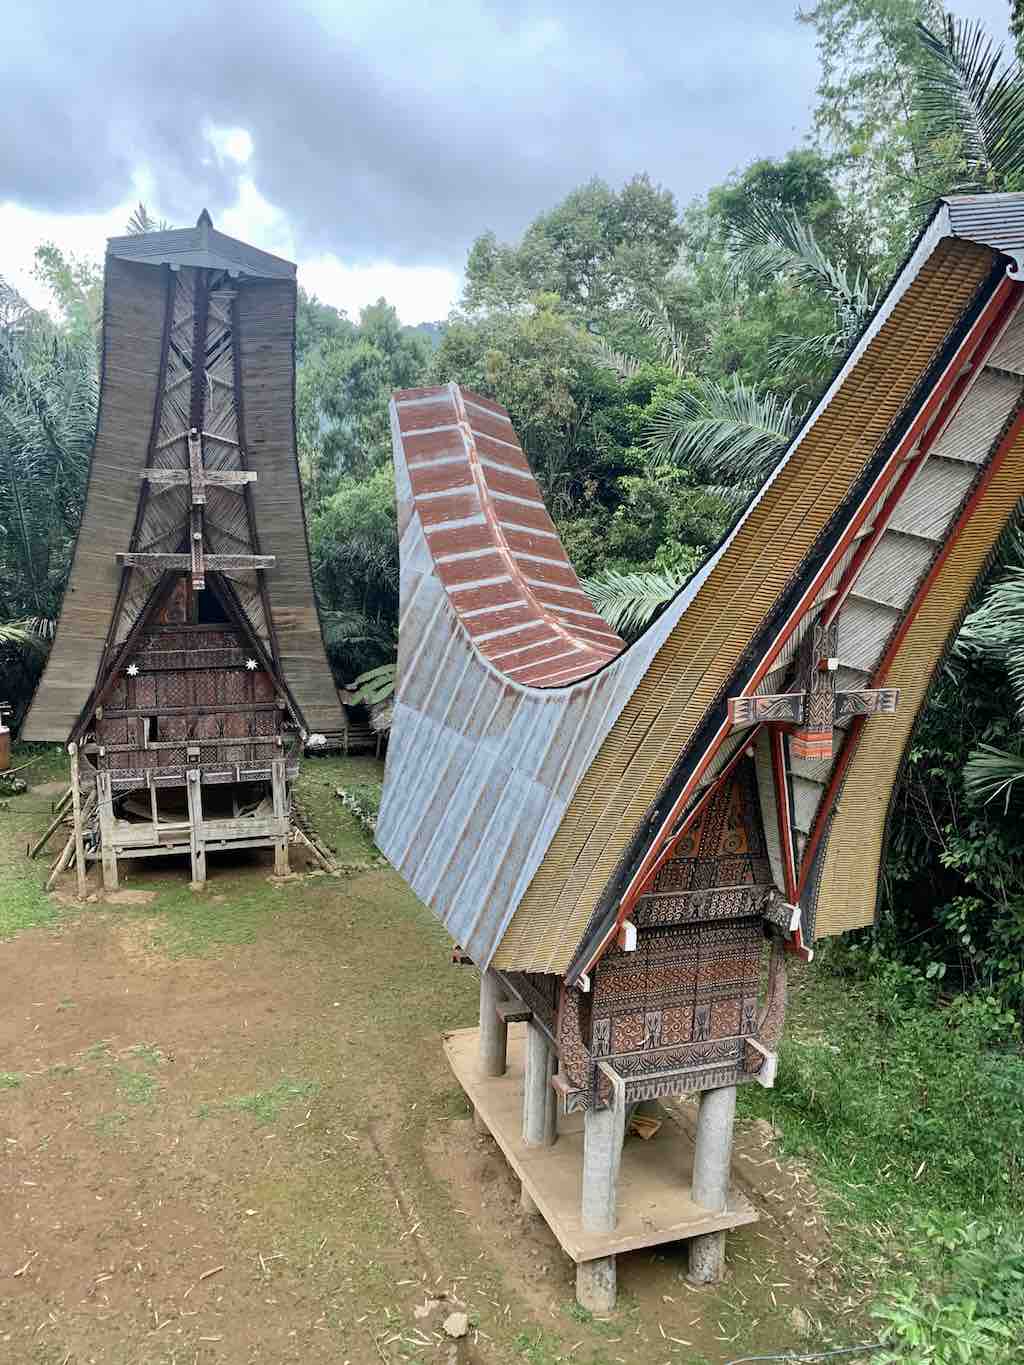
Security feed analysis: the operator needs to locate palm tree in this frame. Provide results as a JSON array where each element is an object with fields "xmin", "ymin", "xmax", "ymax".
[
  {"xmin": 959, "ymin": 526, "xmax": 1024, "ymax": 809},
  {"xmin": 125, "ymin": 203, "xmax": 171, "ymax": 235},
  {"xmin": 587, "ymin": 310, "xmax": 805, "ymax": 635},
  {"xmin": 580, "ymin": 565, "xmax": 701, "ymax": 637},
  {"xmin": 915, "ymin": 16, "xmax": 1024, "ymax": 198},
  {"xmin": 725, "ymin": 207, "xmax": 879, "ymax": 377},
  {"xmin": 0, "ymin": 287, "xmax": 97, "ymax": 723},
  {"xmin": 644, "ymin": 376, "xmax": 802, "ymax": 486}
]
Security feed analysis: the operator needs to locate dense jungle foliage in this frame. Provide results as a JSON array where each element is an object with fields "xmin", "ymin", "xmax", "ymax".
[{"xmin": 3, "ymin": 1, "xmax": 1024, "ymax": 1020}]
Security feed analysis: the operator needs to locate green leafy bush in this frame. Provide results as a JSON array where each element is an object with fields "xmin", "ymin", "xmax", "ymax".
[
  {"xmin": 748, "ymin": 962, "xmax": 1024, "ymax": 1219},
  {"xmin": 873, "ymin": 1216, "xmax": 1024, "ymax": 1363}
]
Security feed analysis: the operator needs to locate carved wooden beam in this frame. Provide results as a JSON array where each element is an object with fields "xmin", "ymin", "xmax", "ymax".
[
  {"xmin": 727, "ymin": 691, "xmax": 804, "ymax": 728},
  {"xmin": 834, "ymin": 686, "xmax": 900, "ymax": 720},
  {"xmin": 116, "ymin": 553, "xmax": 275, "ymax": 570},
  {"xmin": 141, "ymin": 469, "xmax": 257, "ymax": 488}
]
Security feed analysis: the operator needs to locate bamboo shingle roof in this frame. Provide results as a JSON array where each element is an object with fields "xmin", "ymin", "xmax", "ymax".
[
  {"xmin": 23, "ymin": 219, "xmax": 341, "ymax": 741},
  {"xmin": 378, "ymin": 194, "xmax": 1024, "ymax": 979}
]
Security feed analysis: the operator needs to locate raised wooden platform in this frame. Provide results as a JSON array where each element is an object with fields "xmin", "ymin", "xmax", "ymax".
[{"xmin": 444, "ymin": 1024, "xmax": 757, "ymax": 1264}]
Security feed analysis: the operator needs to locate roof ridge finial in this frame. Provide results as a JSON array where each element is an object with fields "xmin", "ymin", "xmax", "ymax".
[{"xmin": 197, "ymin": 208, "xmax": 213, "ymax": 240}]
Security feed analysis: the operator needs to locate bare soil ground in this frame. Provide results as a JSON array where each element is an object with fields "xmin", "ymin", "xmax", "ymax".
[{"xmin": 0, "ymin": 756, "xmax": 866, "ymax": 1365}]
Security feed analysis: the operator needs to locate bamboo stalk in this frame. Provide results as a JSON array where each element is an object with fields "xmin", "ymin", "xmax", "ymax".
[
  {"xmin": 29, "ymin": 787, "xmax": 73, "ymax": 859},
  {"xmin": 68, "ymin": 744, "xmax": 87, "ymax": 898}
]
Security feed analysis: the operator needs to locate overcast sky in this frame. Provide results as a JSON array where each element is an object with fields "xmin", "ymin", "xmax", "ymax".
[{"xmin": 0, "ymin": 1, "xmax": 1012, "ymax": 323}]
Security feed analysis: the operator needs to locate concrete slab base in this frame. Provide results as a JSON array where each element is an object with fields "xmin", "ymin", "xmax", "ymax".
[{"xmin": 445, "ymin": 1024, "xmax": 757, "ymax": 1301}]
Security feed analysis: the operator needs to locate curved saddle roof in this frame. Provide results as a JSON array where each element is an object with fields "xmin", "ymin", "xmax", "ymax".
[
  {"xmin": 392, "ymin": 384, "xmax": 622, "ymax": 686},
  {"xmin": 378, "ymin": 193, "xmax": 1024, "ymax": 980},
  {"xmin": 23, "ymin": 217, "xmax": 340, "ymax": 740}
]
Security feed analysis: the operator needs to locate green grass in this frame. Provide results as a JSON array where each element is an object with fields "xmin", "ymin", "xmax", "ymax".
[
  {"xmin": 0, "ymin": 1072, "xmax": 25, "ymax": 1089},
  {"xmin": 0, "ymin": 860, "xmax": 58, "ymax": 939},
  {"xmin": 740, "ymin": 963, "xmax": 1024, "ymax": 1224},
  {"xmin": 738, "ymin": 957, "xmax": 1024, "ymax": 1360},
  {"xmin": 81, "ymin": 1040, "xmax": 113, "ymax": 1061},
  {"xmin": 294, "ymin": 754, "xmax": 382, "ymax": 863},
  {"xmin": 203, "ymin": 1077, "xmax": 319, "ymax": 1125},
  {"xmin": 114, "ymin": 1065, "xmax": 159, "ymax": 1105},
  {"xmin": 0, "ymin": 742, "xmax": 72, "ymax": 939}
]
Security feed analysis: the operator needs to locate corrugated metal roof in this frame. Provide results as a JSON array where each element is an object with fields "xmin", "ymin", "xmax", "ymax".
[
  {"xmin": 946, "ymin": 192, "xmax": 1024, "ymax": 260},
  {"xmin": 379, "ymin": 194, "xmax": 1024, "ymax": 978}
]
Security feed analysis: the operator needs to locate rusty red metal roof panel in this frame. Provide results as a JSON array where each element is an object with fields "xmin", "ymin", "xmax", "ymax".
[{"xmin": 389, "ymin": 384, "xmax": 624, "ymax": 690}]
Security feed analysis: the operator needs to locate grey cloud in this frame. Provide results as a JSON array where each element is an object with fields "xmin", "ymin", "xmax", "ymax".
[{"xmin": 0, "ymin": 0, "xmax": 1012, "ymax": 269}]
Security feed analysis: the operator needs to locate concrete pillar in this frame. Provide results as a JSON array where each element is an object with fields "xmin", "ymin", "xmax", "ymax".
[
  {"xmin": 478, "ymin": 969, "xmax": 507, "ymax": 1078},
  {"xmin": 689, "ymin": 1083, "xmax": 737, "ymax": 1283},
  {"xmin": 581, "ymin": 1097, "xmax": 625, "ymax": 1234},
  {"xmin": 522, "ymin": 1022, "xmax": 557, "ymax": 1147},
  {"xmin": 575, "ymin": 1070, "xmax": 626, "ymax": 1312},
  {"xmin": 520, "ymin": 1021, "xmax": 557, "ymax": 1215},
  {"xmin": 575, "ymin": 1255, "xmax": 616, "ymax": 1314},
  {"xmin": 186, "ymin": 768, "xmax": 206, "ymax": 885}
]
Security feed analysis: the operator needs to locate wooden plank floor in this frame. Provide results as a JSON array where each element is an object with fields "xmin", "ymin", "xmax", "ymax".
[{"xmin": 444, "ymin": 1024, "xmax": 758, "ymax": 1264}]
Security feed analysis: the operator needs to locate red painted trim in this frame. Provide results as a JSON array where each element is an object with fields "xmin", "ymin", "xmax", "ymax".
[
  {"xmin": 771, "ymin": 728, "xmax": 798, "ymax": 902},
  {"xmin": 820, "ymin": 283, "xmax": 1023, "ymax": 628},
  {"xmin": 611, "ymin": 277, "xmax": 1021, "ymax": 929},
  {"xmin": 751, "ymin": 278, "xmax": 1019, "ymax": 690},
  {"xmin": 608, "ymin": 279, "xmax": 1021, "ymax": 939},
  {"xmin": 796, "ymin": 391, "xmax": 1024, "ymax": 896}
]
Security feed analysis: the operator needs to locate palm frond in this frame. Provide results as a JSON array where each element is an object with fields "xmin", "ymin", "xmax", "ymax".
[
  {"xmin": 590, "ymin": 334, "xmax": 644, "ymax": 380},
  {"xmin": 764, "ymin": 329, "xmax": 858, "ymax": 377},
  {"xmin": 963, "ymin": 742, "xmax": 1024, "ymax": 810},
  {"xmin": 636, "ymin": 307, "xmax": 690, "ymax": 380},
  {"xmin": 125, "ymin": 203, "xmax": 171, "ymax": 235},
  {"xmin": 645, "ymin": 376, "xmax": 802, "ymax": 486},
  {"xmin": 0, "ymin": 276, "xmax": 33, "ymax": 331},
  {"xmin": 589, "ymin": 306, "xmax": 689, "ymax": 381},
  {"xmin": 581, "ymin": 566, "xmax": 690, "ymax": 635},
  {"xmin": 915, "ymin": 17, "xmax": 1024, "ymax": 194},
  {"xmin": 0, "ymin": 617, "xmax": 48, "ymax": 651},
  {"xmin": 958, "ymin": 565, "xmax": 1024, "ymax": 714},
  {"xmin": 727, "ymin": 207, "xmax": 878, "ymax": 338},
  {"xmin": 349, "ymin": 662, "xmax": 397, "ymax": 706},
  {"xmin": 320, "ymin": 609, "xmax": 394, "ymax": 649},
  {"xmin": 697, "ymin": 481, "xmax": 759, "ymax": 513}
]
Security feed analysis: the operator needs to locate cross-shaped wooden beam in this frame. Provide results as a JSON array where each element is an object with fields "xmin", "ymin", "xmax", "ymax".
[
  {"xmin": 129, "ymin": 427, "xmax": 270, "ymax": 588},
  {"xmin": 728, "ymin": 619, "xmax": 899, "ymax": 758}
]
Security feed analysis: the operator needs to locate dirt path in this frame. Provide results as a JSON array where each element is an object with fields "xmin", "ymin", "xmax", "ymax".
[{"xmin": 0, "ymin": 759, "xmax": 853, "ymax": 1365}]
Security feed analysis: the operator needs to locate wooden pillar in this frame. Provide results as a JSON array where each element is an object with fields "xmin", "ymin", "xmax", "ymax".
[
  {"xmin": 186, "ymin": 768, "xmax": 206, "ymax": 885},
  {"xmin": 271, "ymin": 757, "xmax": 289, "ymax": 876},
  {"xmin": 577, "ymin": 1062, "xmax": 625, "ymax": 1313},
  {"xmin": 67, "ymin": 742, "xmax": 87, "ymax": 898},
  {"xmin": 688, "ymin": 1083, "xmax": 737, "ymax": 1284},
  {"xmin": 96, "ymin": 771, "xmax": 118, "ymax": 891}
]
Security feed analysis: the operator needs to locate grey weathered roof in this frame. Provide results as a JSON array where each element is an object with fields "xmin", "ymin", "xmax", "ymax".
[
  {"xmin": 22, "ymin": 236, "xmax": 340, "ymax": 741},
  {"xmin": 107, "ymin": 211, "xmax": 295, "ymax": 280},
  {"xmin": 945, "ymin": 191, "xmax": 1024, "ymax": 261}
]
